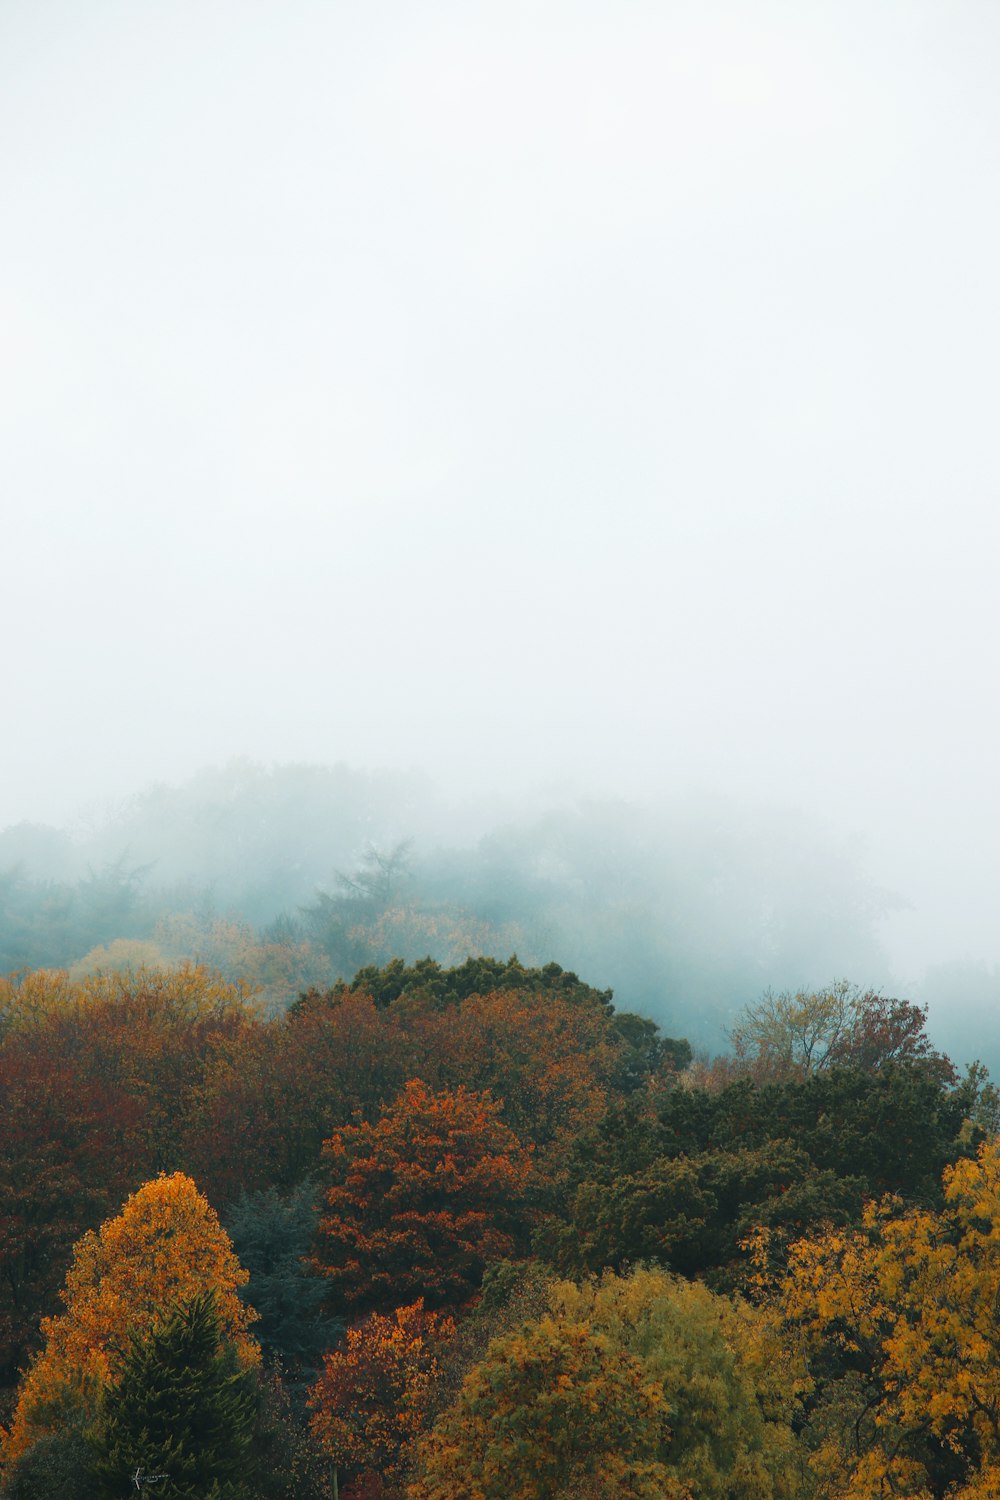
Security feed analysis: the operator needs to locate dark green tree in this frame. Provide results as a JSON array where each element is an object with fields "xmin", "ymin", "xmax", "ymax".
[
  {"xmin": 224, "ymin": 1184, "xmax": 337, "ymax": 1375},
  {"xmin": 88, "ymin": 1292, "xmax": 255, "ymax": 1500},
  {"xmin": 539, "ymin": 1060, "xmax": 982, "ymax": 1286},
  {"xmin": 300, "ymin": 954, "xmax": 615, "ymax": 1014},
  {"xmin": 540, "ymin": 1141, "xmax": 862, "ymax": 1285},
  {"xmin": 0, "ymin": 1428, "xmax": 98, "ymax": 1500}
]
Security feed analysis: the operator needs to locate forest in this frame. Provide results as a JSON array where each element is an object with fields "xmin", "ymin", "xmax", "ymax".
[
  {"xmin": 1, "ymin": 950, "xmax": 999, "ymax": 1498},
  {"xmin": 8, "ymin": 0, "xmax": 998, "ymax": 1489},
  {"xmin": 5, "ymin": 766, "xmax": 1000, "ymax": 1496}
]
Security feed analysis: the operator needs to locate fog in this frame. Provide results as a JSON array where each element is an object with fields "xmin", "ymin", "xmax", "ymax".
[{"xmin": 3, "ymin": 3, "xmax": 1000, "ymax": 1054}]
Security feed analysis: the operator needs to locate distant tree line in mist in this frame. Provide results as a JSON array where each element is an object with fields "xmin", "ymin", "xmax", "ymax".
[{"xmin": 0, "ymin": 760, "xmax": 995, "ymax": 1064}]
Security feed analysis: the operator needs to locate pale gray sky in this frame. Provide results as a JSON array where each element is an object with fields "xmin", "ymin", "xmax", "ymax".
[{"xmin": 3, "ymin": 0, "xmax": 1000, "ymax": 976}]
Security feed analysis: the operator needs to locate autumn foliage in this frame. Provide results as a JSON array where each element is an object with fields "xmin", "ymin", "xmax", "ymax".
[
  {"xmin": 410, "ymin": 1310, "xmax": 680, "ymax": 1500},
  {"xmin": 0, "ymin": 1043, "xmax": 143, "ymax": 1383},
  {"xmin": 0, "ymin": 965, "xmax": 253, "ymax": 1382},
  {"xmin": 411, "ymin": 1267, "xmax": 802, "ymax": 1500},
  {"xmin": 397, "ymin": 987, "xmax": 619, "ymax": 1190},
  {"xmin": 308, "ymin": 1300, "xmax": 454, "ymax": 1496},
  {"xmin": 726, "ymin": 981, "xmax": 955, "ymax": 1086},
  {"xmin": 763, "ymin": 1136, "xmax": 1000, "ymax": 1497},
  {"xmin": 0, "ymin": 953, "xmax": 990, "ymax": 1500},
  {"xmin": 2, "ymin": 1172, "xmax": 258, "ymax": 1461},
  {"xmin": 314, "ymin": 1080, "xmax": 533, "ymax": 1313},
  {"xmin": 181, "ymin": 979, "xmax": 629, "ymax": 1206}
]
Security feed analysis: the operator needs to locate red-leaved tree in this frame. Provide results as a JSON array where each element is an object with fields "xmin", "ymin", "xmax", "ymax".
[
  {"xmin": 308, "ymin": 1299, "xmax": 454, "ymax": 1499},
  {"xmin": 314, "ymin": 1080, "xmax": 532, "ymax": 1314}
]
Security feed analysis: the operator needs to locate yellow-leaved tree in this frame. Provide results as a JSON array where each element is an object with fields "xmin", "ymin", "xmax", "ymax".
[
  {"xmin": 1, "ymin": 1172, "xmax": 259, "ymax": 1463},
  {"xmin": 410, "ymin": 1312, "xmax": 678, "ymax": 1500},
  {"xmin": 410, "ymin": 1266, "xmax": 803, "ymax": 1500},
  {"xmin": 765, "ymin": 1136, "xmax": 1000, "ymax": 1499}
]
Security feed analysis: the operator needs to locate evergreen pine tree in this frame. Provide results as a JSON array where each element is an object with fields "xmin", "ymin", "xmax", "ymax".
[
  {"xmin": 224, "ymin": 1183, "xmax": 337, "ymax": 1374},
  {"xmin": 88, "ymin": 1292, "xmax": 255, "ymax": 1500}
]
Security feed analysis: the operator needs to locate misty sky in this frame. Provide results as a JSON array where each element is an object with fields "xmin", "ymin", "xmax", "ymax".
[{"xmin": 3, "ymin": 1, "xmax": 1000, "ymax": 979}]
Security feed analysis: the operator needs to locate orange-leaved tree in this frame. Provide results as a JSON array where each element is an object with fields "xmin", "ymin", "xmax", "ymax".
[
  {"xmin": 314, "ymin": 1080, "xmax": 532, "ymax": 1314},
  {"xmin": 308, "ymin": 1299, "xmax": 454, "ymax": 1497},
  {"xmin": 394, "ymin": 988, "xmax": 618, "ymax": 1194},
  {"xmin": 1, "ymin": 1172, "xmax": 259, "ymax": 1462}
]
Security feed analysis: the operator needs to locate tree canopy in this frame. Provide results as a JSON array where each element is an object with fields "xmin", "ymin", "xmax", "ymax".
[
  {"xmin": 314, "ymin": 1080, "xmax": 533, "ymax": 1313},
  {"xmin": 2, "ymin": 1173, "xmax": 258, "ymax": 1462}
]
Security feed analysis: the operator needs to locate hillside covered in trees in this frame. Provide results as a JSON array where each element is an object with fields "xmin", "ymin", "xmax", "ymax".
[
  {"xmin": 2, "ymin": 953, "xmax": 999, "ymax": 1498},
  {"xmin": 5, "ymin": 760, "xmax": 995, "ymax": 1069},
  {"xmin": 8, "ymin": 0, "xmax": 999, "ymax": 1488}
]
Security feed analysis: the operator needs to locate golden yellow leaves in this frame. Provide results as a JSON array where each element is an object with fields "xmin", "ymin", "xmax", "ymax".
[
  {"xmin": 1, "ymin": 1172, "xmax": 258, "ymax": 1462},
  {"xmin": 411, "ymin": 1267, "xmax": 799, "ymax": 1500},
  {"xmin": 769, "ymin": 1139, "xmax": 1000, "ymax": 1498}
]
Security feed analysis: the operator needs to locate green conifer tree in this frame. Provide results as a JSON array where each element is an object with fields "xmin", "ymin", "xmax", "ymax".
[{"xmin": 88, "ymin": 1292, "xmax": 255, "ymax": 1500}]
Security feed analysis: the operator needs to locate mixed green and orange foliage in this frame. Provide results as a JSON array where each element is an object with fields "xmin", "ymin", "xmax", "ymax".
[
  {"xmin": 1, "ymin": 1172, "xmax": 258, "ymax": 1462},
  {"xmin": 0, "ymin": 953, "xmax": 993, "ymax": 1500},
  {"xmin": 410, "ymin": 1265, "xmax": 802, "ymax": 1500},
  {"xmin": 411, "ymin": 1311, "xmax": 679, "ymax": 1500}
]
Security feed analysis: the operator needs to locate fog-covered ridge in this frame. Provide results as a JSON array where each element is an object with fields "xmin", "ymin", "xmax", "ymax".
[{"xmin": 1, "ymin": 760, "xmax": 995, "ymax": 1069}]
